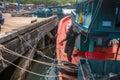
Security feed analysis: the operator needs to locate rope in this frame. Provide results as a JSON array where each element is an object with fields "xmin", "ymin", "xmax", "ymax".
[
  {"xmin": 36, "ymin": 50, "xmax": 55, "ymax": 61},
  {"xmin": 18, "ymin": 35, "xmax": 57, "ymax": 61},
  {"xmin": 0, "ymin": 51, "xmax": 7, "ymax": 68},
  {"xmin": 1, "ymin": 49, "xmax": 77, "ymax": 79},
  {"xmin": 0, "ymin": 49, "xmax": 77, "ymax": 79},
  {"xmin": 1, "ymin": 44, "xmax": 52, "ymax": 67},
  {"xmin": 3, "ymin": 58, "xmax": 77, "ymax": 80},
  {"xmin": 18, "ymin": 33, "xmax": 55, "ymax": 61},
  {"xmin": 1, "ymin": 47, "xmax": 56, "ymax": 67},
  {"xmin": 48, "ymin": 39, "xmax": 55, "ymax": 55},
  {"xmin": 0, "ymin": 44, "xmax": 77, "ymax": 70},
  {"xmin": 0, "ymin": 51, "xmax": 3, "ymax": 60},
  {"xmin": 0, "ymin": 40, "xmax": 79, "ymax": 79},
  {"xmin": 2, "ymin": 58, "xmax": 59, "ymax": 78},
  {"xmin": 0, "ymin": 23, "xmax": 78, "ymax": 79},
  {"xmin": 15, "ymin": 24, "xmax": 57, "ymax": 61}
]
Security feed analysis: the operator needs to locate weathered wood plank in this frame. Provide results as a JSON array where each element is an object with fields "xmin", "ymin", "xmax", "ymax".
[
  {"xmin": 0, "ymin": 15, "xmax": 58, "ymax": 43},
  {"xmin": 47, "ymin": 32, "xmax": 54, "ymax": 39},
  {"xmin": 10, "ymin": 42, "xmax": 38, "ymax": 80}
]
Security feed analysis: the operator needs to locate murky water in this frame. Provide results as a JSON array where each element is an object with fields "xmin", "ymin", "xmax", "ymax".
[{"xmin": 24, "ymin": 49, "xmax": 58, "ymax": 80}]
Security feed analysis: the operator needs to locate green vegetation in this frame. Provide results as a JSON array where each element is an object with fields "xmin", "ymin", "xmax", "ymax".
[{"xmin": 7, "ymin": 0, "xmax": 75, "ymax": 6}]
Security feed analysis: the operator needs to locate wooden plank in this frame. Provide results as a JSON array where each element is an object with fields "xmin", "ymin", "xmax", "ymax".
[
  {"xmin": 10, "ymin": 44, "xmax": 37, "ymax": 80},
  {"xmin": 47, "ymin": 32, "xmax": 54, "ymax": 39},
  {"xmin": 10, "ymin": 37, "xmax": 39, "ymax": 80}
]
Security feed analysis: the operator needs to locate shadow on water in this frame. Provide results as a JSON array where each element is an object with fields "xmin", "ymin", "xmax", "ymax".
[
  {"xmin": 0, "ymin": 58, "xmax": 20, "ymax": 80},
  {"xmin": 24, "ymin": 47, "xmax": 58, "ymax": 80}
]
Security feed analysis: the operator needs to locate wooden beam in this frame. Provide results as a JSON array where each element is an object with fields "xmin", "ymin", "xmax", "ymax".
[
  {"xmin": 47, "ymin": 32, "xmax": 54, "ymax": 39},
  {"xmin": 10, "ymin": 43, "xmax": 37, "ymax": 80}
]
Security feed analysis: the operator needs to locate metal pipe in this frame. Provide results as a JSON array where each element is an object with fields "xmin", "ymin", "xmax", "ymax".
[{"xmin": 115, "ymin": 40, "xmax": 120, "ymax": 60}]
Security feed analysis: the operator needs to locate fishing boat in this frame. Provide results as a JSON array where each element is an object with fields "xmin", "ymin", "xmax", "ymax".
[
  {"xmin": 32, "ymin": 5, "xmax": 70, "ymax": 20},
  {"xmin": 56, "ymin": 0, "xmax": 120, "ymax": 80}
]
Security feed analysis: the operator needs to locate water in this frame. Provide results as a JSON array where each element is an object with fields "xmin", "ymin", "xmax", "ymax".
[{"xmin": 24, "ymin": 49, "xmax": 58, "ymax": 80}]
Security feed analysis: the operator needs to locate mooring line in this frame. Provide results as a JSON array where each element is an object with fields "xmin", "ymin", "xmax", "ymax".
[
  {"xmin": 0, "ymin": 43, "xmax": 79, "ymax": 69},
  {"xmin": 0, "ymin": 44, "xmax": 76, "ymax": 69},
  {"xmin": 2, "ymin": 47, "xmax": 56, "ymax": 67},
  {"xmin": 0, "ymin": 45, "xmax": 78, "ymax": 79},
  {"xmin": 3, "ymin": 58, "xmax": 77, "ymax": 80},
  {"xmin": 36, "ymin": 50, "xmax": 56, "ymax": 61},
  {"xmin": 2, "ymin": 58, "xmax": 59, "ymax": 78},
  {"xmin": 18, "ymin": 35, "xmax": 56, "ymax": 61},
  {"xmin": 0, "ymin": 50, "xmax": 7, "ymax": 68}
]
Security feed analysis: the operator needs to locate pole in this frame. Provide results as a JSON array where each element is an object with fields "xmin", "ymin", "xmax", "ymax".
[
  {"xmin": 18, "ymin": 0, "xmax": 20, "ymax": 12},
  {"xmin": 45, "ymin": 0, "xmax": 47, "ymax": 17},
  {"xmin": 46, "ymin": 0, "xmax": 47, "ymax": 8},
  {"xmin": 4, "ymin": 0, "xmax": 6, "ymax": 11},
  {"xmin": 115, "ymin": 40, "xmax": 120, "ymax": 60}
]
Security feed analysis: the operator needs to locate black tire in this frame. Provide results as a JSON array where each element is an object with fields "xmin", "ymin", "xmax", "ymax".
[{"xmin": 58, "ymin": 61, "xmax": 78, "ymax": 76}]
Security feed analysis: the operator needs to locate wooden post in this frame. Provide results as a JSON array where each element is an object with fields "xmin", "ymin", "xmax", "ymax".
[
  {"xmin": 47, "ymin": 32, "xmax": 54, "ymax": 39},
  {"xmin": 10, "ymin": 43, "xmax": 38, "ymax": 80},
  {"xmin": 42, "ymin": 37, "xmax": 45, "ymax": 50}
]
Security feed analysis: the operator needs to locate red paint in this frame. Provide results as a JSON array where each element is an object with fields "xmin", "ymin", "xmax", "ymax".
[{"xmin": 85, "ymin": 52, "xmax": 106, "ymax": 60}]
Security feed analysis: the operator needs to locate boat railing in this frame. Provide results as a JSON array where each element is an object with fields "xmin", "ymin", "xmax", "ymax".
[{"xmin": 71, "ymin": 10, "xmax": 88, "ymax": 32}]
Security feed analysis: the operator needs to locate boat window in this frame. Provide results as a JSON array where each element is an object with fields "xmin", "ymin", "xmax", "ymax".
[{"xmin": 116, "ymin": 3, "xmax": 120, "ymax": 27}]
